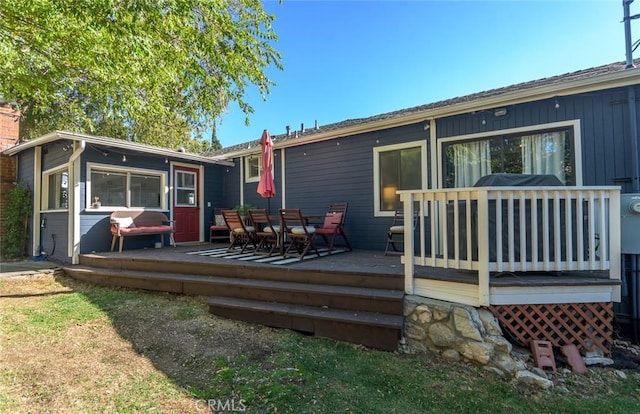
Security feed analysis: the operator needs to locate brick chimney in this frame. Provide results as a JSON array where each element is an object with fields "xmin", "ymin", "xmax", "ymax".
[
  {"xmin": 0, "ymin": 101, "xmax": 20, "ymax": 257},
  {"xmin": 0, "ymin": 102, "xmax": 20, "ymax": 151}
]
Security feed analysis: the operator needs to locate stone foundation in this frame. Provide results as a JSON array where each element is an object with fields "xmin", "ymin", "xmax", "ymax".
[{"xmin": 403, "ymin": 295, "xmax": 537, "ymax": 382}]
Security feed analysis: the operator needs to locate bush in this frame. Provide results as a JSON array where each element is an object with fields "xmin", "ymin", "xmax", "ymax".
[{"xmin": 3, "ymin": 183, "xmax": 31, "ymax": 258}]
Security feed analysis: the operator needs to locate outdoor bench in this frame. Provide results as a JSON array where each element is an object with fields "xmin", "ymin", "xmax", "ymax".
[{"xmin": 110, "ymin": 210, "xmax": 176, "ymax": 252}]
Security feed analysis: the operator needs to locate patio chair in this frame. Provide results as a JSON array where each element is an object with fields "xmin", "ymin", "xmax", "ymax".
[
  {"xmin": 209, "ymin": 207, "xmax": 230, "ymax": 243},
  {"xmin": 314, "ymin": 202, "xmax": 352, "ymax": 253},
  {"xmin": 247, "ymin": 209, "xmax": 279, "ymax": 256},
  {"xmin": 384, "ymin": 208, "xmax": 418, "ymax": 256},
  {"xmin": 221, "ymin": 209, "xmax": 256, "ymax": 253},
  {"xmin": 279, "ymin": 208, "xmax": 319, "ymax": 260}
]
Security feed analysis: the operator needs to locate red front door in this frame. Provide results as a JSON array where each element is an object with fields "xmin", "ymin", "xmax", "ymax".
[{"xmin": 173, "ymin": 165, "xmax": 200, "ymax": 243}]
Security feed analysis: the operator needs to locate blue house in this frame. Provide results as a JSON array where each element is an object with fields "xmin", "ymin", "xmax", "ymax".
[{"xmin": 3, "ymin": 60, "xmax": 639, "ymax": 346}]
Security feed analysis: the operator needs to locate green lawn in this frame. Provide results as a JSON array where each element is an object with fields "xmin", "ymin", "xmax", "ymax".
[{"xmin": 1, "ymin": 274, "xmax": 638, "ymax": 413}]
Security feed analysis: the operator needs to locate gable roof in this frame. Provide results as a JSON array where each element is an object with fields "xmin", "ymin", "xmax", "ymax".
[
  {"xmin": 216, "ymin": 60, "xmax": 640, "ymax": 158},
  {"xmin": 2, "ymin": 131, "xmax": 234, "ymax": 166}
]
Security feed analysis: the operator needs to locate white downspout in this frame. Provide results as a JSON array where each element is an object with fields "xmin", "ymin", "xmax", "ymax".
[{"xmin": 68, "ymin": 140, "xmax": 85, "ymax": 264}]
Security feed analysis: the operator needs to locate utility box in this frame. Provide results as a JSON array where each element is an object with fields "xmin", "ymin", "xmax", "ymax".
[{"xmin": 621, "ymin": 193, "xmax": 640, "ymax": 254}]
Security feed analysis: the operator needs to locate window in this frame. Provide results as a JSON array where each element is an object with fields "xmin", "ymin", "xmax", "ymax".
[
  {"xmin": 175, "ymin": 170, "xmax": 197, "ymax": 206},
  {"xmin": 374, "ymin": 140, "xmax": 427, "ymax": 216},
  {"xmin": 87, "ymin": 163, "xmax": 166, "ymax": 210},
  {"xmin": 42, "ymin": 168, "xmax": 68, "ymax": 210},
  {"xmin": 245, "ymin": 155, "xmax": 261, "ymax": 183},
  {"xmin": 441, "ymin": 122, "xmax": 579, "ymax": 188}
]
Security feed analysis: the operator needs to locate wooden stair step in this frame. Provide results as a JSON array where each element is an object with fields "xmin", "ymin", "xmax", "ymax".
[
  {"xmin": 63, "ymin": 266, "xmax": 404, "ymax": 314},
  {"xmin": 207, "ymin": 296, "xmax": 403, "ymax": 351},
  {"xmin": 78, "ymin": 254, "xmax": 403, "ymax": 290}
]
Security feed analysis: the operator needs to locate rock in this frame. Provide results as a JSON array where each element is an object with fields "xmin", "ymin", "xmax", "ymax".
[
  {"xmin": 428, "ymin": 323, "xmax": 456, "ymax": 347},
  {"xmin": 453, "ymin": 307, "xmax": 485, "ymax": 341},
  {"xmin": 442, "ymin": 349, "xmax": 460, "ymax": 361},
  {"xmin": 405, "ymin": 339, "xmax": 427, "ymax": 353},
  {"xmin": 485, "ymin": 335, "xmax": 513, "ymax": 355},
  {"xmin": 404, "ymin": 301, "xmax": 418, "ymax": 317},
  {"xmin": 559, "ymin": 368, "xmax": 572, "ymax": 375},
  {"xmin": 459, "ymin": 341, "xmax": 494, "ymax": 365},
  {"xmin": 583, "ymin": 347, "xmax": 604, "ymax": 358},
  {"xmin": 556, "ymin": 385, "xmax": 569, "ymax": 394},
  {"xmin": 415, "ymin": 305, "xmax": 433, "ymax": 324},
  {"xmin": 404, "ymin": 324, "xmax": 426, "ymax": 341},
  {"xmin": 583, "ymin": 357, "xmax": 614, "ymax": 366},
  {"xmin": 531, "ymin": 367, "xmax": 551, "ymax": 379},
  {"xmin": 477, "ymin": 308, "xmax": 503, "ymax": 336},
  {"xmin": 615, "ymin": 370, "xmax": 628, "ymax": 380},
  {"xmin": 432, "ymin": 306, "xmax": 450, "ymax": 321},
  {"xmin": 492, "ymin": 353, "xmax": 518, "ymax": 373},
  {"xmin": 515, "ymin": 370, "xmax": 554, "ymax": 390}
]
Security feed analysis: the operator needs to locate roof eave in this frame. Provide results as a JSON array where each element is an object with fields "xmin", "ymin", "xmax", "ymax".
[
  {"xmin": 2, "ymin": 131, "xmax": 234, "ymax": 166},
  {"xmin": 219, "ymin": 66, "xmax": 640, "ymax": 159}
]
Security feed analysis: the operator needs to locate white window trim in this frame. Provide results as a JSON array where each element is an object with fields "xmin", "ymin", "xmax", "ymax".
[
  {"xmin": 373, "ymin": 140, "xmax": 428, "ymax": 217},
  {"xmin": 41, "ymin": 165, "xmax": 69, "ymax": 212},
  {"xmin": 244, "ymin": 154, "xmax": 261, "ymax": 183},
  {"xmin": 437, "ymin": 119, "xmax": 583, "ymax": 188},
  {"xmin": 174, "ymin": 170, "xmax": 198, "ymax": 207},
  {"xmin": 86, "ymin": 162, "xmax": 168, "ymax": 211}
]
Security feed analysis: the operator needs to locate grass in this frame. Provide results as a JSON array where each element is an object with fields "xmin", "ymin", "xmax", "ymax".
[{"xmin": 1, "ymin": 273, "xmax": 639, "ymax": 413}]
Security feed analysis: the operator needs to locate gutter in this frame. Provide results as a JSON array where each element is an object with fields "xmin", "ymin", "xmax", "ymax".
[{"xmin": 3, "ymin": 131, "xmax": 235, "ymax": 167}]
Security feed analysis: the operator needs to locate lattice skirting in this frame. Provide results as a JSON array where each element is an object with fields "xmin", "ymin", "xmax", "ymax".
[{"xmin": 488, "ymin": 303, "xmax": 613, "ymax": 355}]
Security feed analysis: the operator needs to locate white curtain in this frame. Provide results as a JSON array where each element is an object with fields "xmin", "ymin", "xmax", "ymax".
[
  {"xmin": 521, "ymin": 132, "xmax": 565, "ymax": 183},
  {"xmin": 453, "ymin": 140, "xmax": 492, "ymax": 187}
]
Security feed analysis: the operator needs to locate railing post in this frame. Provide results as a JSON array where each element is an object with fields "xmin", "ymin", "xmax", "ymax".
[
  {"xmin": 477, "ymin": 189, "xmax": 490, "ymax": 305},
  {"xmin": 402, "ymin": 192, "xmax": 415, "ymax": 295},
  {"xmin": 609, "ymin": 190, "xmax": 621, "ymax": 301}
]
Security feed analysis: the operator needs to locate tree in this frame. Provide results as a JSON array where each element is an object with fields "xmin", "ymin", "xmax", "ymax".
[{"xmin": 0, "ymin": 0, "xmax": 282, "ymax": 149}]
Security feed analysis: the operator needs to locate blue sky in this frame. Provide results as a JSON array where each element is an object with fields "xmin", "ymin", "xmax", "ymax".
[{"xmin": 212, "ymin": 0, "xmax": 630, "ymax": 148}]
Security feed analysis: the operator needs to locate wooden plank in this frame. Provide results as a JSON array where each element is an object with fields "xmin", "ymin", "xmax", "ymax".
[{"xmin": 64, "ymin": 266, "xmax": 404, "ymax": 314}]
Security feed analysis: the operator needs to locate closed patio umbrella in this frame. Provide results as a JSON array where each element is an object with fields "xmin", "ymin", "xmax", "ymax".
[{"xmin": 257, "ymin": 129, "xmax": 276, "ymax": 212}]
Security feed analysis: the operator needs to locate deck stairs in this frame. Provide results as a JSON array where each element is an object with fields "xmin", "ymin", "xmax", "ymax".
[{"xmin": 63, "ymin": 254, "xmax": 405, "ymax": 351}]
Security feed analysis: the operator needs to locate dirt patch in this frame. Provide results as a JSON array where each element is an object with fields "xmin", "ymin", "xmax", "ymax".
[{"xmin": 0, "ymin": 274, "xmax": 285, "ymax": 412}]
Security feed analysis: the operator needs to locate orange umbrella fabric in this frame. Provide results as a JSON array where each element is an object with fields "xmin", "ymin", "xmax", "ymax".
[{"xmin": 257, "ymin": 129, "xmax": 276, "ymax": 199}]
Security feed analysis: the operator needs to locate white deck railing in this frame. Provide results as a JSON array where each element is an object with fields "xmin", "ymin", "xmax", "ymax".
[{"xmin": 399, "ymin": 186, "xmax": 621, "ymax": 305}]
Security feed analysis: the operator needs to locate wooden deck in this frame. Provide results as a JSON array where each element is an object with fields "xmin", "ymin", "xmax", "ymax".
[
  {"xmin": 62, "ymin": 243, "xmax": 620, "ymax": 352},
  {"xmin": 65, "ymin": 243, "xmax": 406, "ymax": 350}
]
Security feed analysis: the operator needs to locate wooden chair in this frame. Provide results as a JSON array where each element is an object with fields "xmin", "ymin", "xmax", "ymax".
[
  {"xmin": 209, "ymin": 208, "xmax": 230, "ymax": 243},
  {"xmin": 314, "ymin": 202, "xmax": 352, "ymax": 253},
  {"xmin": 221, "ymin": 209, "xmax": 256, "ymax": 253},
  {"xmin": 279, "ymin": 208, "xmax": 319, "ymax": 260},
  {"xmin": 247, "ymin": 209, "xmax": 279, "ymax": 256},
  {"xmin": 384, "ymin": 209, "xmax": 417, "ymax": 256}
]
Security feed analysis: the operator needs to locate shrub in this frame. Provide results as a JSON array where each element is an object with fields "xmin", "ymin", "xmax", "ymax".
[{"xmin": 3, "ymin": 182, "xmax": 31, "ymax": 258}]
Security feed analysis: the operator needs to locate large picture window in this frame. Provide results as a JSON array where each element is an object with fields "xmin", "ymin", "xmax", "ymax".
[
  {"xmin": 42, "ymin": 167, "xmax": 68, "ymax": 210},
  {"xmin": 87, "ymin": 163, "xmax": 166, "ymax": 210},
  {"xmin": 374, "ymin": 140, "xmax": 427, "ymax": 215},
  {"xmin": 441, "ymin": 123, "xmax": 578, "ymax": 188}
]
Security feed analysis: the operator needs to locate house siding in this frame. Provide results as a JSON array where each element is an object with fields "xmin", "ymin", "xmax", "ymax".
[
  {"xmin": 42, "ymin": 141, "xmax": 71, "ymax": 171},
  {"xmin": 40, "ymin": 211, "xmax": 68, "ymax": 262},
  {"xmin": 216, "ymin": 86, "xmax": 639, "ymax": 252},
  {"xmin": 238, "ymin": 148, "xmax": 284, "ymax": 213},
  {"xmin": 77, "ymin": 148, "xmax": 226, "ymax": 253},
  {"xmin": 436, "ymin": 86, "xmax": 639, "ymax": 191},
  {"xmin": 282, "ymin": 123, "xmax": 428, "ymax": 251},
  {"xmin": 202, "ymin": 163, "xmax": 227, "ymax": 238}
]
